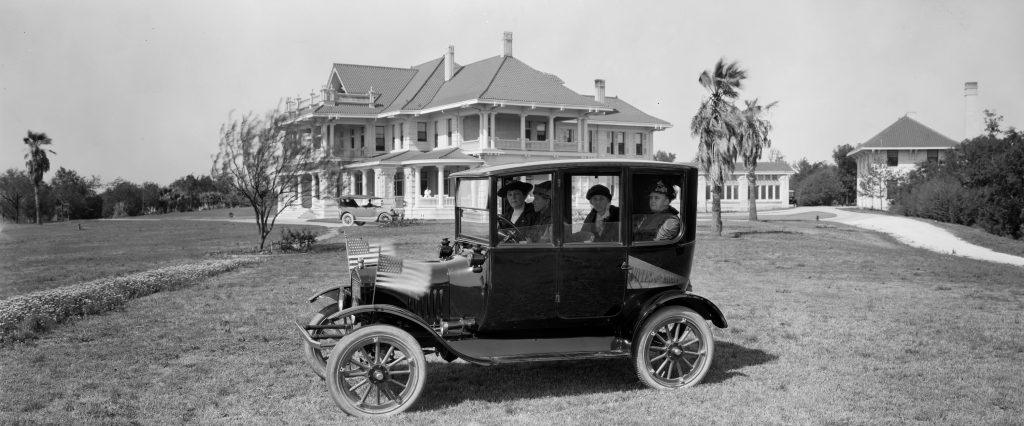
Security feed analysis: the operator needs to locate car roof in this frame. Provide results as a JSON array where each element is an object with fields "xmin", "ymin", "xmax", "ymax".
[{"xmin": 449, "ymin": 159, "xmax": 696, "ymax": 178}]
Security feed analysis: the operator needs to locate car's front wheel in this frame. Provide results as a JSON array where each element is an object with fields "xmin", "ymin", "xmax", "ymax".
[
  {"xmin": 633, "ymin": 306, "xmax": 714, "ymax": 390},
  {"xmin": 340, "ymin": 212, "xmax": 355, "ymax": 226},
  {"xmin": 326, "ymin": 325, "xmax": 427, "ymax": 417},
  {"xmin": 377, "ymin": 213, "xmax": 393, "ymax": 224}
]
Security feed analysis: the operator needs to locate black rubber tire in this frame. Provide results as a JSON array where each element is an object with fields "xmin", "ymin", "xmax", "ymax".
[
  {"xmin": 633, "ymin": 306, "xmax": 714, "ymax": 390},
  {"xmin": 341, "ymin": 213, "xmax": 355, "ymax": 226},
  {"xmin": 326, "ymin": 325, "xmax": 427, "ymax": 418},
  {"xmin": 302, "ymin": 304, "xmax": 342, "ymax": 379},
  {"xmin": 377, "ymin": 213, "xmax": 393, "ymax": 224}
]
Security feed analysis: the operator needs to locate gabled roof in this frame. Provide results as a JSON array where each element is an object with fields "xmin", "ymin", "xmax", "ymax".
[
  {"xmin": 315, "ymin": 64, "xmax": 417, "ymax": 115},
  {"xmin": 848, "ymin": 116, "xmax": 959, "ymax": 156}
]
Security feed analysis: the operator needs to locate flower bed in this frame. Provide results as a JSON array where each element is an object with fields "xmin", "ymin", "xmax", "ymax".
[{"xmin": 0, "ymin": 256, "xmax": 263, "ymax": 342}]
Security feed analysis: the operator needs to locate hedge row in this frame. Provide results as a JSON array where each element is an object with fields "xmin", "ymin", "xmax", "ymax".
[{"xmin": 0, "ymin": 256, "xmax": 263, "ymax": 342}]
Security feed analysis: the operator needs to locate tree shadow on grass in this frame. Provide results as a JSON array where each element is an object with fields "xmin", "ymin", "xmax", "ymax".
[{"xmin": 412, "ymin": 341, "xmax": 775, "ymax": 412}]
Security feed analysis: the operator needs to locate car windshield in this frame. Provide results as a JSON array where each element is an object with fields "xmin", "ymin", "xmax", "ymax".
[{"xmin": 456, "ymin": 178, "xmax": 489, "ymax": 242}]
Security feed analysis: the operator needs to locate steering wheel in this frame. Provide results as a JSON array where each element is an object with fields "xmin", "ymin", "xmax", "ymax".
[{"xmin": 496, "ymin": 216, "xmax": 525, "ymax": 244}]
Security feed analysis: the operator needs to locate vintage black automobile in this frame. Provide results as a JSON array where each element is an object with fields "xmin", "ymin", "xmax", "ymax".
[{"xmin": 297, "ymin": 159, "xmax": 727, "ymax": 417}]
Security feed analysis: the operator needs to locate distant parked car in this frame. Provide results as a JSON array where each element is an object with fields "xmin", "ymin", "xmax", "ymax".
[{"xmin": 337, "ymin": 196, "xmax": 400, "ymax": 226}]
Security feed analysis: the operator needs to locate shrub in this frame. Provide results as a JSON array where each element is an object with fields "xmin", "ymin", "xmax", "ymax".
[
  {"xmin": 893, "ymin": 174, "xmax": 979, "ymax": 226},
  {"xmin": 796, "ymin": 167, "xmax": 845, "ymax": 206},
  {"xmin": 0, "ymin": 256, "xmax": 262, "ymax": 342},
  {"xmin": 378, "ymin": 217, "xmax": 420, "ymax": 228},
  {"xmin": 274, "ymin": 228, "xmax": 317, "ymax": 252}
]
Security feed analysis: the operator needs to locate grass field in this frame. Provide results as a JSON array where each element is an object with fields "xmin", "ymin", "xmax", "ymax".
[
  {"xmin": 0, "ymin": 217, "xmax": 323, "ymax": 299},
  {"xmin": 1, "ymin": 216, "xmax": 1023, "ymax": 424}
]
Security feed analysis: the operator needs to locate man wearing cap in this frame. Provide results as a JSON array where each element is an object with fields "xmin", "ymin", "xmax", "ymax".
[
  {"xmin": 634, "ymin": 180, "xmax": 681, "ymax": 241},
  {"xmin": 576, "ymin": 184, "xmax": 620, "ymax": 242},
  {"xmin": 497, "ymin": 179, "xmax": 536, "ymax": 231}
]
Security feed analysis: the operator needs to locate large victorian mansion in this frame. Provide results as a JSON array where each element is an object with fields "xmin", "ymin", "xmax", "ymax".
[{"xmin": 279, "ymin": 33, "xmax": 671, "ymax": 220}]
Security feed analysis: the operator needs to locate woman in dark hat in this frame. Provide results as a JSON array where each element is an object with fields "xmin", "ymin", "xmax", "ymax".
[
  {"xmin": 497, "ymin": 179, "xmax": 535, "ymax": 230},
  {"xmin": 576, "ymin": 184, "xmax": 620, "ymax": 242},
  {"xmin": 633, "ymin": 180, "xmax": 681, "ymax": 241}
]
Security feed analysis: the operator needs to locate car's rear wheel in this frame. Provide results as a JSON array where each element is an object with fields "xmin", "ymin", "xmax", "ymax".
[
  {"xmin": 341, "ymin": 212, "xmax": 355, "ymax": 226},
  {"xmin": 633, "ymin": 306, "xmax": 714, "ymax": 390},
  {"xmin": 377, "ymin": 213, "xmax": 393, "ymax": 224},
  {"xmin": 326, "ymin": 325, "xmax": 427, "ymax": 417}
]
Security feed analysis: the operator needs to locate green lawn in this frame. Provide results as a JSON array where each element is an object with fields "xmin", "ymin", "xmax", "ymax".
[
  {"xmin": 0, "ymin": 217, "xmax": 323, "ymax": 299},
  {"xmin": 1, "ymin": 217, "xmax": 1022, "ymax": 424}
]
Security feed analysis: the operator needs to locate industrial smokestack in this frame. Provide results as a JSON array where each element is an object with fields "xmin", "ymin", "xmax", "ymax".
[
  {"xmin": 502, "ymin": 32, "xmax": 513, "ymax": 58},
  {"xmin": 595, "ymin": 79, "xmax": 606, "ymax": 103},
  {"xmin": 964, "ymin": 82, "xmax": 980, "ymax": 139},
  {"xmin": 444, "ymin": 45, "xmax": 454, "ymax": 82}
]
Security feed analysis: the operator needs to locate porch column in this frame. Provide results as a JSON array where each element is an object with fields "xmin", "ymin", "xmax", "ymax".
[
  {"xmin": 373, "ymin": 168, "xmax": 384, "ymax": 197},
  {"xmin": 548, "ymin": 114, "xmax": 555, "ymax": 151},
  {"xmin": 436, "ymin": 165, "xmax": 446, "ymax": 208},
  {"xmin": 403, "ymin": 166, "xmax": 415, "ymax": 208},
  {"xmin": 456, "ymin": 114, "xmax": 463, "ymax": 146},
  {"xmin": 477, "ymin": 112, "xmax": 486, "ymax": 148},
  {"xmin": 490, "ymin": 112, "xmax": 497, "ymax": 149},
  {"xmin": 413, "ymin": 166, "xmax": 422, "ymax": 207},
  {"xmin": 327, "ymin": 123, "xmax": 334, "ymax": 157},
  {"xmin": 320, "ymin": 123, "xmax": 327, "ymax": 155},
  {"xmin": 360, "ymin": 171, "xmax": 369, "ymax": 196},
  {"xmin": 519, "ymin": 111, "xmax": 526, "ymax": 150}
]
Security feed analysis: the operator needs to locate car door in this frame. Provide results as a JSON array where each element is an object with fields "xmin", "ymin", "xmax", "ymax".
[{"xmin": 557, "ymin": 171, "xmax": 627, "ymax": 319}]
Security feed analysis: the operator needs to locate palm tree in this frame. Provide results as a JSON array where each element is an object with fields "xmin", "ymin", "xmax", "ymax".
[
  {"xmin": 737, "ymin": 98, "xmax": 778, "ymax": 221},
  {"xmin": 23, "ymin": 131, "xmax": 55, "ymax": 224},
  {"xmin": 691, "ymin": 59, "xmax": 746, "ymax": 236}
]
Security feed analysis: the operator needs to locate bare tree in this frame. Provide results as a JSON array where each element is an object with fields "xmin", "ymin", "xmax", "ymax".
[{"xmin": 212, "ymin": 109, "xmax": 328, "ymax": 250}]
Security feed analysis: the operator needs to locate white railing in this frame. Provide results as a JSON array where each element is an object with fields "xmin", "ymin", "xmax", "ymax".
[
  {"xmin": 554, "ymin": 142, "xmax": 578, "ymax": 152},
  {"xmin": 495, "ymin": 139, "xmax": 521, "ymax": 150}
]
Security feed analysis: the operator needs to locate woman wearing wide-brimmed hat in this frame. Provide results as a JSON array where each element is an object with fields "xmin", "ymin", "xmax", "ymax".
[{"xmin": 497, "ymin": 180, "xmax": 535, "ymax": 229}]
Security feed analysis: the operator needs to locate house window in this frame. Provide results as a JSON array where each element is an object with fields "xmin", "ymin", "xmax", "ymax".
[
  {"xmin": 350, "ymin": 129, "xmax": 356, "ymax": 149},
  {"xmin": 354, "ymin": 173, "xmax": 363, "ymax": 195},
  {"xmin": 588, "ymin": 130, "xmax": 594, "ymax": 152},
  {"xmin": 607, "ymin": 131, "xmax": 614, "ymax": 154},
  {"xmin": 635, "ymin": 133, "xmax": 645, "ymax": 156},
  {"xmin": 927, "ymin": 150, "xmax": 938, "ymax": 163},
  {"xmin": 400, "ymin": 124, "xmax": 405, "ymax": 146},
  {"xmin": 526, "ymin": 121, "xmax": 532, "ymax": 140},
  {"xmin": 391, "ymin": 124, "xmax": 397, "ymax": 148},
  {"xmin": 887, "ymin": 150, "xmax": 899, "ymax": 167},
  {"xmin": 433, "ymin": 121, "xmax": 439, "ymax": 147},
  {"xmin": 538, "ymin": 123, "xmax": 547, "ymax": 141},
  {"xmin": 565, "ymin": 128, "xmax": 574, "ymax": 143},
  {"xmin": 375, "ymin": 126, "xmax": 385, "ymax": 151},
  {"xmin": 360, "ymin": 128, "xmax": 365, "ymax": 148},
  {"xmin": 617, "ymin": 132, "xmax": 626, "ymax": 155},
  {"xmin": 417, "ymin": 122, "xmax": 427, "ymax": 142},
  {"xmin": 447, "ymin": 118, "xmax": 452, "ymax": 143}
]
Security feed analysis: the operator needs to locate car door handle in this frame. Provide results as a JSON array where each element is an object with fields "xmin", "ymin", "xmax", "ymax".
[{"xmin": 620, "ymin": 262, "xmax": 632, "ymax": 271}]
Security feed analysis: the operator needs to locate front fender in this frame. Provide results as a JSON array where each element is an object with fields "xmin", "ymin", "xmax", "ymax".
[
  {"xmin": 627, "ymin": 290, "xmax": 728, "ymax": 339},
  {"xmin": 331, "ymin": 304, "xmax": 493, "ymax": 365},
  {"xmin": 308, "ymin": 287, "xmax": 342, "ymax": 304}
]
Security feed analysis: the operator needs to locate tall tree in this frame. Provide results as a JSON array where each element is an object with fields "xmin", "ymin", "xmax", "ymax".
[
  {"xmin": 691, "ymin": 59, "xmax": 746, "ymax": 236},
  {"xmin": 737, "ymin": 98, "xmax": 777, "ymax": 221},
  {"xmin": 0, "ymin": 169, "xmax": 33, "ymax": 222},
  {"xmin": 23, "ymin": 131, "xmax": 56, "ymax": 224},
  {"xmin": 212, "ymin": 108, "xmax": 328, "ymax": 250},
  {"xmin": 832, "ymin": 144, "xmax": 858, "ymax": 205}
]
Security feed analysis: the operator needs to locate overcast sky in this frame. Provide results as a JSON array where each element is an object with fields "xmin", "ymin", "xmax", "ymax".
[{"xmin": 2, "ymin": 0, "xmax": 1021, "ymax": 185}]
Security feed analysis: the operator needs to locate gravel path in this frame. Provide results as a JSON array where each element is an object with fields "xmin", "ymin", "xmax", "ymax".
[{"xmin": 755, "ymin": 207, "xmax": 1024, "ymax": 267}]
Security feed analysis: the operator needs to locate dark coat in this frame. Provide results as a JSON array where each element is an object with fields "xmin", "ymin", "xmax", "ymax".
[
  {"xmin": 581, "ymin": 205, "xmax": 620, "ymax": 242},
  {"xmin": 501, "ymin": 202, "xmax": 536, "ymax": 229},
  {"xmin": 633, "ymin": 205, "xmax": 680, "ymax": 241}
]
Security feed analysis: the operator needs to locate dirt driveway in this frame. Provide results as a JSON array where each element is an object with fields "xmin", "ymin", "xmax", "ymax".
[{"xmin": 753, "ymin": 207, "xmax": 1024, "ymax": 267}]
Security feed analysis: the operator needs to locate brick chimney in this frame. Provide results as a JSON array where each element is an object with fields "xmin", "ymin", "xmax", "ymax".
[
  {"xmin": 502, "ymin": 32, "xmax": 513, "ymax": 58},
  {"xmin": 444, "ymin": 45, "xmax": 454, "ymax": 82},
  {"xmin": 595, "ymin": 79, "xmax": 606, "ymax": 103},
  {"xmin": 964, "ymin": 82, "xmax": 980, "ymax": 139}
]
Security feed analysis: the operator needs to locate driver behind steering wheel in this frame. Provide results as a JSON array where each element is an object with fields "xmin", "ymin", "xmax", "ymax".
[{"xmin": 497, "ymin": 180, "xmax": 536, "ymax": 243}]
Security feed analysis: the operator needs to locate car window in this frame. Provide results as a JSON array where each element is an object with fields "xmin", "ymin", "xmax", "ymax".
[
  {"xmin": 456, "ymin": 178, "xmax": 489, "ymax": 242},
  {"xmin": 631, "ymin": 173, "xmax": 684, "ymax": 243},
  {"xmin": 496, "ymin": 174, "xmax": 552, "ymax": 246},
  {"xmin": 564, "ymin": 174, "xmax": 621, "ymax": 244}
]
